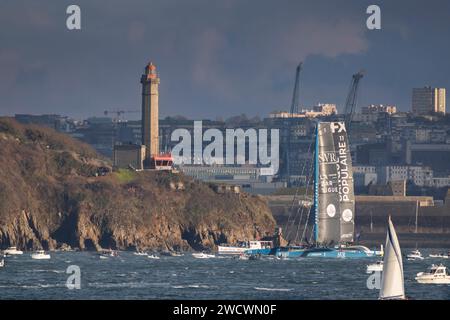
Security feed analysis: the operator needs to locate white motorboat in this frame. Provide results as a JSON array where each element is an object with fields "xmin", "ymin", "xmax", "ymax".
[
  {"xmin": 366, "ymin": 261, "xmax": 384, "ymax": 274},
  {"xmin": 31, "ymin": 250, "xmax": 51, "ymax": 260},
  {"xmin": 218, "ymin": 240, "xmax": 273, "ymax": 255},
  {"xmin": 379, "ymin": 216, "xmax": 406, "ymax": 300},
  {"xmin": 133, "ymin": 251, "xmax": 148, "ymax": 256},
  {"xmin": 170, "ymin": 252, "xmax": 184, "ymax": 257},
  {"xmin": 160, "ymin": 251, "xmax": 184, "ymax": 257},
  {"xmin": 99, "ymin": 249, "xmax": 118, "ymax": 259},
  {"xmin": 147, "ymin": 254, "xmax": 160, "ymax": 260},
  {"xmin": 415, "ymin": 264, "xmax": 450, "ymax": 284},
  {"xmin": 407, "ymin": 249, "xmax": 424, "ymax": 260},
  {"xmin": 4, "ymin": 247, "xmax": 23, "ymax": 255},
  {"xmin": 192, "ymin": 252, "xmax": 215, "ymax": 259}
]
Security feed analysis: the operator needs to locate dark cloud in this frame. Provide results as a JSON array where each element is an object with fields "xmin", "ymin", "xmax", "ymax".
[{"xmin": 0, "ymin": 0, "xmax": 449, "ymax": 119}]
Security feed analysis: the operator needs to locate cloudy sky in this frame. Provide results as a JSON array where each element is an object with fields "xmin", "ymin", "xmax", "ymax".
[{"xmin": 0, "ymin": 0, "xmax": 449, "ymax": 120}]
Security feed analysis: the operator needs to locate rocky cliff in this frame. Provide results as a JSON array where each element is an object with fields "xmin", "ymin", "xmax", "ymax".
[{"xmin": 0, "ymin": 118, "xmax": 275, "ymax": 251}]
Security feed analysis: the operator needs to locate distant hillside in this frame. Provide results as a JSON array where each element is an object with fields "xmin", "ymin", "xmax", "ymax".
[{"xmin": 0, "ymin": 118, "xmax": 275, "ymax": 251}]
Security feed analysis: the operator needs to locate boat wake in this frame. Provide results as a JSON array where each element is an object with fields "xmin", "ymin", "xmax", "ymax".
[
  {"xmin": 32, "ymin": 269, "xmax": 64, "ymax": 274},
  {"xmin": 0, "ymin": 283, "xmax": 65, "ymax": 289},
  {"xmin": 171, "ymin": 284, "xmax": 217, "ymax": 289},
  {"xmin": 254, "ymin": 287, "xmax": 293, "ymax": 292}
]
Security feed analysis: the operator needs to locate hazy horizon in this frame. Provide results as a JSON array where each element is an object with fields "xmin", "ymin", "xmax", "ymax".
[{"xmin": 1, "ymin": 0, "xmax": 449, "ymax": 120}]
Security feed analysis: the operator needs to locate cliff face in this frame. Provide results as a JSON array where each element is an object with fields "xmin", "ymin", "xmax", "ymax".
[{"xmin": 0, "ymin": 118, "xmax": 275, "ymax": 251}]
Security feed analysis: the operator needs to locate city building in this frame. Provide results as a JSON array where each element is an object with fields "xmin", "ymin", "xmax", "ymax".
[
  {"xmin": 113, "ymin": 144, "xmax": 145, "ymax": 170},
  {"xmin": 179, "ymin": 165, "xmax": 285, "ymax": 194},
  {"xmin": 361, "ymin": 104, "xmax": 397, "ymax": 114},
  {"xmin": 269, "ymin": 103, "xmax": 337, "ymax": 119},
  {"xmin": 405, "ymin": 142, "xmax": 450, "ymax": 175},
  {"xmin": 15, "ymin": 114, "xmax": 74, "ymax": 132},
  {"xmin": 311, "ymin": 103, "xmax": 337, "ymax": 115},
  {"xmin": 353, "ymin": 165, "xmax": 450, "ymax": 189},
  {"xmin": 412, "ymin": 87, "xmax": 446, "ymax": 115},
  {"xmin": 377, "ymin": 165, "xmax": 433, "ymax": 186},
  {"xmin": 353, "ymin": 166, "xmax": 378, "ymax": 187},
  {"xmin": 377, "ymin": 166, "xmax": 433, "ymax": 186},
  {"xmin": 73, "ymin": 118, "xmax": 115, "ymax": 157},
  {"xmin": 388, "ymin": 180, "xmax": 407, "ymax": 197},
  {"xmin": 431, "ymin": 177, "xmax": 450, "ymax": 188},
  {"xmin": 116, "ymin": 120, "xmax": 141, "ymax": 145}
]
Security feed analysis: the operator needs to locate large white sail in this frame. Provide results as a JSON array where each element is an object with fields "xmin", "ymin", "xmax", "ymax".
[{"xmin": 379, "ymin": 216, "xmax": 405, "ymax": 300}]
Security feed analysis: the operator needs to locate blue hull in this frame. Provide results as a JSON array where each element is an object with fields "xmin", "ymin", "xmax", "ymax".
[
  {"xmin": 245, "ymin": 247, "xmax": 376, "ymax": 259},
  {"xmin": 245, "ymin": 247, "xmax": 377, "ymax": 259},
  {"xmin": 300, "ymin": 248, "xmax": 374, "ymax": 258},
  {"xmin": 244, "ymin": 248, "xmax": 275, "ymax": 255},
  {"xmin": 274, "ymin": 247, "xmax": 306, "ymax": 258},
  {"xmin": 245, "ymin": 246, "xmax": 306, "ymax": 257}
]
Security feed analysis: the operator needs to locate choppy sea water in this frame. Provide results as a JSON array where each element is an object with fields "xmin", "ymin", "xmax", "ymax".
[{"xmin": 0, "ymin": 250, "xmax": 449, "ymax": 300}]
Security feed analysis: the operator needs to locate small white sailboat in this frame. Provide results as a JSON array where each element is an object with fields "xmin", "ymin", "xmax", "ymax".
[
  {"xmin": 407, "ymin": 249, "xmax": 424, "ymax": 261},
  {"xmin": 415, "ymin": 264, "xmax": 450, "ymax": 284},
  {"xmin": 192, "ymin": 252, "xmax": 215, "ymax": 259},
  {"xmin": 0, "ymin": 258, "xmax": 4, "ymax": 268},
  {"xmin": 379, "ymin": 216, "xmax": 406, "ymax": 300},
  {"xmin": 31, "ymin": 250, "xmax": 51, "ymax": 260},
  {"xmin": 366, "ymin": 261, "xmax": 383, "ymax": 274},
  {"xmin": 4, "ymin": 246, "xmax": 23, "ymax": 255}
]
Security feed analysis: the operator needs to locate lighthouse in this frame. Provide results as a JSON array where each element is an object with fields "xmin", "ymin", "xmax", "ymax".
[
  {"xmin": 141, "ymin": 62, "xmax": 160, "ymax": 166},
  {"xmin": 113, "ymin": 61, "xmax": 172, "ymax": 171}
]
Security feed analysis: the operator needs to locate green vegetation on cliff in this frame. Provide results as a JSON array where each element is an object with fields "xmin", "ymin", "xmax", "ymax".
[{"xmin": 0, "ymin": 118, "xmax": 275, "ymax": 251}]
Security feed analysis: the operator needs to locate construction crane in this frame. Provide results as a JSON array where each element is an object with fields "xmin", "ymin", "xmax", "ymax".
[
  {"xmin": 290, "ymin": 63, "xmax": 303, "ymax": 115},
  {"xmin": 104, "ymin": 109, "xmax": 140, "ymax": 122},
  {"xmin": 343, "ymin": 71, "xmax": 364, "ymax": 130},
  {"xmin": 285, "ymin": 62, "xmax": 303, "ymax": 184}
]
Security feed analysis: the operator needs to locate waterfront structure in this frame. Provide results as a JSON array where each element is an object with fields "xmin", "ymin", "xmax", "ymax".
[
  {"xmin": 412, "ymin": 87, "xmax": 446, "ymax": 115},
  {"xmin": 180, "ymin": 165, "xmax": 265, "ymax": 181}
]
